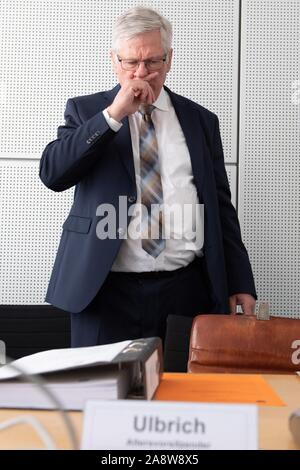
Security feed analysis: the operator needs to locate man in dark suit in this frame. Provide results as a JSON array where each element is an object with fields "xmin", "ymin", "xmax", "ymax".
[{"xmin": 39, "ymin": 7, "xmax": 256, "ymax": 348}]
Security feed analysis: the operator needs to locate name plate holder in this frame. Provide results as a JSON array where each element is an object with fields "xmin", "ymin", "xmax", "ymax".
[{"xmin": 81, "ymin": 400, "xmax": 257, "ymax": 450}]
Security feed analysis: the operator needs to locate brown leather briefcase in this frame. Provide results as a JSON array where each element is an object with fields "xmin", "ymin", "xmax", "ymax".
[{"xmin": 188, "ymin": 314, "xmax": 300, "ymax": 374}]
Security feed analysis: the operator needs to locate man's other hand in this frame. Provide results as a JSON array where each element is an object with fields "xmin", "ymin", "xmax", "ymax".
[{"xmin": 229, "ymin": 293, "xmax": 256, "ymax": 316}]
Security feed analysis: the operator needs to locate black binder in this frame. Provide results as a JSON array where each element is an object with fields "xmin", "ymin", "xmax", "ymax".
[
  {"xmin": 0, "ymin": 337, "xmax": 163, "ymax": 409},
  {"xmin": 111, "ymin": 337, "xmax": 163, "ymax": 399}
]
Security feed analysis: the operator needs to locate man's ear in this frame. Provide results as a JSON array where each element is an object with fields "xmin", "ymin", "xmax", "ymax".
[
  {"xmin": 166, "ymin": 48, "xmax": 173, "ymax": 73},
  {"xmin": 110, "ymin": 49, "xmax": 118, "ymax": 74}
]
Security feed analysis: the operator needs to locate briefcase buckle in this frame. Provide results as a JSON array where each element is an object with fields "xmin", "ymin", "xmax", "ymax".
[{"xmin": 256, "ymin": 301, "xmax": 270, "ymax": 321}]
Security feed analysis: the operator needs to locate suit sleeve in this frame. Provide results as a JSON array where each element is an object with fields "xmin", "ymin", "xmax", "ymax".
[
  {"xmin": 212, "ymin": 114, "xmax": 257, "ymax": 299},
  {"xmin": 39, "ymin": 98, "xmax": 116, "ymax": 192}
]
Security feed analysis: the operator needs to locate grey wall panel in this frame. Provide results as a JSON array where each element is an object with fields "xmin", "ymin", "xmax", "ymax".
[
  {"xmin": 0, "ymin": 0, "xmax": 238, "ymax": 160},
  {"xmin": 0, "ymin": 160, "xmax": 74, "ymax": 304},
  {"xmin": 226, "ymin": 165, "xmax": 237, "ymax": 209},
  {"xmin": 0, "ymin": 0, "xmax": 132, "ymax": 157},
  {"xmin": 152, "ymin": 0, "xmax": 239, "ymax": 163},
  {"xmin": 239, "ymin": 0, "xmax": 300, "ymax": 317}
]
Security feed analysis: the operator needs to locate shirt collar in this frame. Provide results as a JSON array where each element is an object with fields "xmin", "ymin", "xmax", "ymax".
[{"xmin": 152, "ymin": 87, "xmax": 170, "ymax": 112}]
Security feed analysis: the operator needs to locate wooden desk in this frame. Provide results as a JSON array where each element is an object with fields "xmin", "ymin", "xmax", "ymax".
[
  {"xmin": 259, "ymin": 375, "xmax": 300, "ymax": 450},
  {"xmin": 0, "ymin": 374, "xmax": 299, "ymax": 450}
]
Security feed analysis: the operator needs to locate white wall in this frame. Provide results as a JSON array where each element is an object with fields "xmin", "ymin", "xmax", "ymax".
[{"xmin": 239, "ymin": 0, "xmax": 300, "ymax": 317}]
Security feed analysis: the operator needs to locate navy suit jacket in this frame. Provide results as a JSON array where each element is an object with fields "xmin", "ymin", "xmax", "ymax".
[{"xmin": 39, "ymin": 84, "xmax": 256, "ymax": 314}]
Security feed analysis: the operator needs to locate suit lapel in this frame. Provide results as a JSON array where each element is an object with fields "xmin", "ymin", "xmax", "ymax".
[
  {"xmin": 165, "ymin": 86, "xmax": 206, "ymax": 197},
  {"xmin": 112, "ymin": 117, "xmax": 136, "ymax": 183},
  {"xmin": 104, "ymin": 85, "xmax": 136, "ymax": 184}
]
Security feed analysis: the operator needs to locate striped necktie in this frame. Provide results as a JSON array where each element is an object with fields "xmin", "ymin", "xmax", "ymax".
[{"xmin": 139, "ymin": 104, "xmax": 165, "ymax": 258}]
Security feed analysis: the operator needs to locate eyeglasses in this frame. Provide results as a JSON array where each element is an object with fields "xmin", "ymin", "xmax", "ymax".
[{"xmin": 117, "ymin": 54, "xmax": 167, "ymax": 71}]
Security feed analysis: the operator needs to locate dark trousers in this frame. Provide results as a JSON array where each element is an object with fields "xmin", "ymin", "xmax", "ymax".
[{"xmin": 71, "ymin": 257, "xmax": 213, "ymax": 348}]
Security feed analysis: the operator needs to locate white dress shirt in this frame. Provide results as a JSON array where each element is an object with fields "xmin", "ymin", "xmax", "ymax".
[{"xmin": 102, "ymin": 88, "xmax": 203, "ymax": 272}]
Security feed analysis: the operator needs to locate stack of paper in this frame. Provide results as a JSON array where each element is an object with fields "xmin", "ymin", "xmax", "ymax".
[
  {"xmin": 0, "ymin": 340, "xmax": 132, "ymax": 410},
  {"xmin": 0, "ymin": 367, "xmax": 130, "ymax": 410}
]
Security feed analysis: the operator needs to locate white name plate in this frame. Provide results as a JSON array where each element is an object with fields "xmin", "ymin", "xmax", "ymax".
[{"xmin": 81, "ymin": 400, "xmax": 257, "ymax": 450}]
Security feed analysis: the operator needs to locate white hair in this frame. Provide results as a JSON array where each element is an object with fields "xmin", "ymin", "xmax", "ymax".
[{"xmin": 112, "ymin": 6, "xmax": 173, "ymax": 54}]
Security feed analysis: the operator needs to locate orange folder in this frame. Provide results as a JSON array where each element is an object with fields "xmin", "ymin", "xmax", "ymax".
[{"xmin": 154, "ymin": 373, "xmax": 284, "ymax": 407}]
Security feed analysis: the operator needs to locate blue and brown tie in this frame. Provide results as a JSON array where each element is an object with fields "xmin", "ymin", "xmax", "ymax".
[{"xmin": 139, "ymin": 104, "xmax": 165, "ymax": 258}]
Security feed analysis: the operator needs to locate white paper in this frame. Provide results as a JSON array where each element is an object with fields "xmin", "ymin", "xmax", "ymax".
[
  {"xmin": 82, "ymin": 400, "xmax": 258, "ymax": 450},
  {"xmin": 0, "ymin": 340, "xmax": 131, "ymax": 380},
  {"xmin": 0, "ymin": 368, "xmax": 130, "ymax": 409}
]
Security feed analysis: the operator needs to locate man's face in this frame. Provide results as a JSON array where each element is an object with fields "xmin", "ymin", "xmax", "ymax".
[{"xmin": 111, "ymin": 29, "xmax": 173, "ymax": 101}]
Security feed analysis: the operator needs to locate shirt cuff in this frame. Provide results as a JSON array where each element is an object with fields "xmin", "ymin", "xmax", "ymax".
[{"xmin": 102, "ymin": 108, "xmax": 123, "ymax": 132}]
